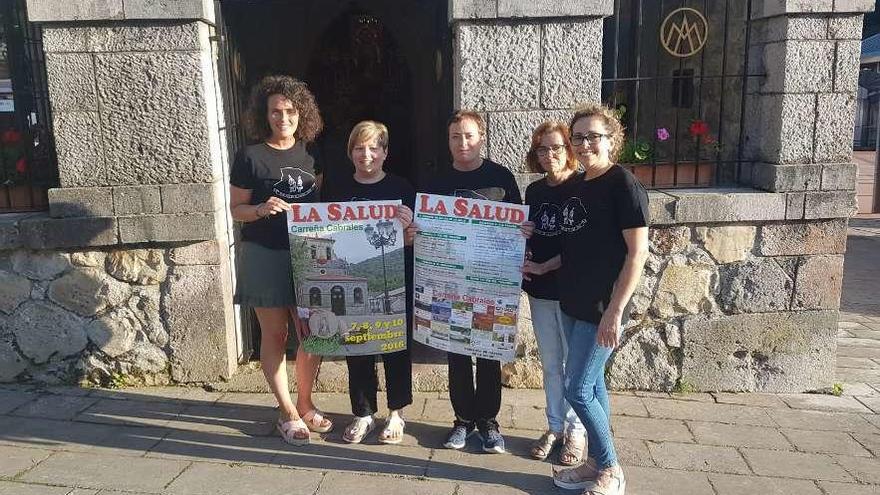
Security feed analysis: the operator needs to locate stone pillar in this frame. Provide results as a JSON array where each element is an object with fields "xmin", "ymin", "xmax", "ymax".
[
  {"xmin": 23, "ymin": 0, "xmax": 237, "ymax": 383},
  {"xmin": 449, "ymin": 0, "xmax": 613, "ymax": 174}
]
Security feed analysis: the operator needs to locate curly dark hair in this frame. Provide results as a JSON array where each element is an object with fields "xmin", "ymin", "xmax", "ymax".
[{"xmin": 244, "ymin": 75, "xmax": 323, "ymax": 143}]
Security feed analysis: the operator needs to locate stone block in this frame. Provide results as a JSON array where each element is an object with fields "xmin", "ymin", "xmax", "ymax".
[
  {"xmin": 169, "ymin": 240, "xmax": 221, "ymax": 265},
  {"xmin": 106, "ymin": 249, "xmax": 168, "ymax": 285},
  {"xmin": 497, "ymin": 0, "xmax": 613, "ymax": 17},
  {"xmin": 70, "ymin": 250, "xmax": 106, "ymax": 267},
  {"xmin": 87, "ymin": 307, "xmax": 139, "ymax": 358},
  {"xmin": 834, "ymin": 40, "xmax": 862, "ymax": 93},
  {"xmin": 670, "ymin": 190, "xmax": 787, "ymax": 223},
  {"xmin": 94, "ymin": 51, "xmax": 213, "ymax": 185},
  {"xmin": 834, "ymin": 0, "xmax": 876, "ymax": 13},
  {"xmin": 8, "ymin": 300, "xmax": 87, "ymax": 364},
  {"xmin": 20, "ymin": 216, "xmax": 118, "ymax": 249},
  {"xmin": 653, "ymin": 262, "xmax": 716, "ymax": 317},
  {"xmin": 26, "ymin": 0, "xmax": 124, "ymax": 22},
  {"xmin": 681, "ymin": 311, "xmax": 838, "ymax": 392},
  {"xmin": 53, "ymin": 112, "xmax": 107, "ymax": 187},
  {"xmin": 794, "ymin": 254, "xmax": 845, "ymax": 310},
  {"xmin": 11, "ymin": 250, "xmax": 70, "ymax": 280},
  {"xmin": 123, "ymin": 0, "xmax": 214, "ymax": 23},
  {"xmin": 752, "ymin": 0, "xmax": 835, "ymax": 19},
  {"xmin": 449, "ymin": 0, "xmax": 496, "ymax": 20},
  {"xmin": 0, "ymin": 332, "xmax": 27, "ymax": 382},
  {"xmin": 0, "ymin": 217, "xmax": 21, "ymax": 250},
  {"xmin": 829, "ymin": 15, "xmax": 865, "ymax": 40},
  {"xmin": 758, "ymin": 94, "xmax": 816, "ymax": 164},
  {"xmin": 804, "ymin": 191, "xmax": 858, "ymax": 219},
  {"xmin": 760, "ymin": 16, "xmax": 829, "ymax": 42},
  {"xmin": 160, "ymin": 182, "xmax": 218, "ymax": 214},
  {"xmin": 117, "ymin": 214, "xmax": 216, "ymax": 243},
  {"xmin": 719, "ymin": 258, "xmax": 794, "ymax": 314},
  {"xmin": 542, "ymin": 20, "xmax": 602, "ymax": 108},
  {"xmin": 456, "ymin": 23, "xmax": 541, "ymax": 111},
  {"xmin": 44, "ymin": 53, "xmax": 97, "ymax": 112},
  {"xmin": 649, "ymin": 225, "xmax": 691, "ymax": 255},
  {"xmin": 695, "ymin": 226, "xmax": 756, "ymax": 264},
  {"xmin": 48, "ymin": 267, "xmax": 131, "ymax": 317},
  {"xmin": 647, "ymin": 191, "xmax": 676, "ymax": 225},
  {"xmin": 48, "ymin": 187, "xmax": 114, "ymax": 218},
  {"xmin": 785, "ymin": 192, "xmax": 806, "ymax": 219},
  {"xmin": 113, "ymin": 185, "xmax": 162, "ymax": 215},
  {"xmin": 42, "ymin": 23, "xmax": 203, "ymax": 54},
  {"xmin": 163, "ymin": 264, "xmax": 235, "ymax": 382},
  {"xmin": 0, "ymin": 270, "xmax": 31, "ymax": 314},
  {"xmin": 759, "ymin": 219, "xmax": 848, "ymax": 255},
  {"xmin": 486, "ymin": 110, "xmax": 569, "ymax": 172},
  {"xmin": 821, "ymin": 163, "xmax": 858, "ymax": 190},
  {"xmin": 608, "ymin": 323, "xmax": 681, "ymax": 391},
  {"xmin": 751, "ymin": 163, "xmax": 822, "ymax": 192},
  {"xmin": 761, "ymin": 41, "xmax": 834, "ymax": 94},
  {"xmin": 815, "ymin": 93, "xmax": 857, "ymax": 162}
]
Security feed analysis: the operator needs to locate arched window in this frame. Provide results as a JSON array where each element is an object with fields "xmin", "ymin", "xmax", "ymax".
[
  {"xmin": 353, "ymin": 287, "xmax": 363, "ymax": 304},
  {"xmin": 325, "ymin": 247, "xmax": 332, "ymax": 259},
  {"xmin": 310, "ymin": 245, "xmax": 317, "ymax": 259},
  {"xmin": 309, "ymin": 287, "xmax": 322, "ymax": 306}
]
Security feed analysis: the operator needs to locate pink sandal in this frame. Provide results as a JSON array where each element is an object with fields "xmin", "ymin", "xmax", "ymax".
[
  {"xmin": 301, "ymin": 409, "xmax": 334, "ymax": 433},
  {"xmin": 277, "ymin": 418, "xmax": 310, "ymax": 446}
]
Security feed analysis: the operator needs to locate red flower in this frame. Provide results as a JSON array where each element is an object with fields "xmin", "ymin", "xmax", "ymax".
[
  {"xmin": 689, "ymin": 120, "xmax": 709, "ymax": 138},
  {"xmin": 1, "ymin": 129, "xmax": 22, "ymax": 145},
  {"xmin": 15, "ymin": 158, "xmax": 27, "ymax": 174}
]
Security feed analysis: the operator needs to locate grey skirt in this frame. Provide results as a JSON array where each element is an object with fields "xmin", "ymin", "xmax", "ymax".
[{"xmin": 234, "ymin": 241, "xmax": 296, "ymax": 308}]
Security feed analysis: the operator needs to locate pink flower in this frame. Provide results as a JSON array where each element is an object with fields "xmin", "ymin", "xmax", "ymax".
[
  {"xmin": 656, "ymin": 128, "xmax": 670, "ymax": 142},
  {"xmin": 689, "ymin": 120, "xmax": 710, "ymax": 138}
]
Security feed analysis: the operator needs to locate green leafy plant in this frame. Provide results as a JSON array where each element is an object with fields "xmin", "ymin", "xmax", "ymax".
[
  {"xmin": 619, "ymin": 138, "xmax": 654, "ymax": 164},
  {"xmin": 0, "ymin": 128, "xmax": 29, "ymax": 186}
]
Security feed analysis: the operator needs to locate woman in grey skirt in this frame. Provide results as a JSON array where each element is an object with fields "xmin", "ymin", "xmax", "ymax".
[{"xmin": 229, "ymin": 75, "xmax": 333, "ymax": 445}]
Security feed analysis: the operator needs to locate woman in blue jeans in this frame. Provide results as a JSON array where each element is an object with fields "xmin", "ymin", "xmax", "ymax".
[{"xmin": 524, "ymin": 103, "xmax": 649, "ymax": 495}]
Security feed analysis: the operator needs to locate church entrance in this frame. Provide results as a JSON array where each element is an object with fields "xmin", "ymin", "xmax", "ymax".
[{"xmin": 330, "ymin": 286, "xmax": 346, "ymax": 315}]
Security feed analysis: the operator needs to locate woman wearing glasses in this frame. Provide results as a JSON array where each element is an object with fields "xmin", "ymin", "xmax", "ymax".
[
  {"xmin": 522, "ymin": 121, "xmax": 586, "ymax": 466},
  {"xmin": 524, "ymin": 103, "xmax": 649, "ymax": 495}
]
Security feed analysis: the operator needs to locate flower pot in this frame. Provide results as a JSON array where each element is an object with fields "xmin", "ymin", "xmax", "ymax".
[
  {"xmin": 1, "ymin": 185, "xmax": 48, "ymax": 212},
  {"xmin": 623, "ymin": 161, "xmax": 714, "ymax": 189}
]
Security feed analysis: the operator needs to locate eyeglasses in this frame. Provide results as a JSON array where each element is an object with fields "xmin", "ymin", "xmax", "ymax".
[
  {"xmin": 570, "ymin": 132, "xmax": 610, "ymax": 146},
  {"xmin": 535, "ymin": 144, "xmax": 566, "ymax": 157}
]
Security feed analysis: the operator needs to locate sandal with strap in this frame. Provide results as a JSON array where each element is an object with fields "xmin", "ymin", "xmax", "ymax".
[
  {"xmin": 301, "ymin": 408, "xmax": 334, "ymax": 433},
  {"xmin": 553, "ymin": 457, "xmax": 600, "ymax": 490},
  {"xmin": 378, "ymin": 415, "xmax": 406, "ymax": 445},
  {"xmin": 560, "ymin": 431, "xmax": 586, "ymax": 466},
  {"xmin": 583, "ymin": 467, "xmax": 625, "ymax": 495},
  {"xmin": 530, "ymin": 430, "xmax": 562, "ymax": 460},
  {"xmin": 276, "ymin": 417, "xmax": 310, "ymax": 446},
  {"xmin": 342, "ymin": 416, "xmax": 375, "ymax": 444}
]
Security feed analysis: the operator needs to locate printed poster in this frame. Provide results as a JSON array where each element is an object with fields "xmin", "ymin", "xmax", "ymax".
[
  {"xmin": 412, "ymin": 193, "xmax": 529, "ymax": 362},
  {"xmin": 287, "ymin": 200, "xmax": 407, "ymax": 356}
]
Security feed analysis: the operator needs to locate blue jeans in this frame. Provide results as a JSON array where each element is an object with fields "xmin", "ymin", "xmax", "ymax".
[
  {"xmin": 528, "ymin": 296, "xmax": 584, "ymax": 435},
  {"xmin": 562, "ymin": 314, "xmax": 617, "ymax": 469}
]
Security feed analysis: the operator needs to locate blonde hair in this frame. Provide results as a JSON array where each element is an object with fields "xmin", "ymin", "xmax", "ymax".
[
  {"xmin": 569, "ymin": 102, "xmax": 626, "ymax": 163},
  {"xmin": 347, "ymin": 120, "xmax": 389, "ymax": 157},
  {"xmin": 525, "ymin": 121, "xmax": 579, "ymax": 174}
]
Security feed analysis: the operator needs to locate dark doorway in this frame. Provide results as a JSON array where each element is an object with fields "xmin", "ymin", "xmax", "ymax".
[{"xmin": 331, "ymin": 286, "xmax": 346, "ymax": 315}]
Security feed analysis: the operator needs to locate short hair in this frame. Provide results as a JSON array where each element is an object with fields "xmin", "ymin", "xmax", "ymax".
[
  {"xmin": 244, "ymin": 75, "xmax": 323, "ymax": 143},
  {"xmin": 525, "ymin": 121, "xmax": 579, "ymax": 174},
  {"xmin": 347, "ymin": 120, "xmax": 389, "ymax": 157},
  {"xmin": 447, "ymin": 110, "xmax": 486, "ymax": 135},
  {"xmin": 569, "ymin": 102, "xmax": 626, "ymax": 163}
]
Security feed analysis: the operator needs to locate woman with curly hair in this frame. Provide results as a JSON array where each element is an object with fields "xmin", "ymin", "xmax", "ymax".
[
  {"xmin": 229, "ymin": 75, "xmax": 333, "ymax": 445},
  {"xmin": 524, "ymin": 103, "xmax": 650, "ymax": 495}
]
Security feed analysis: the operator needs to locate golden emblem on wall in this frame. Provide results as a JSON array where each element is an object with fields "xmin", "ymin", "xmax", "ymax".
[{"xmin": 661, "ymin": 7, "xmax": 709, "ymax": 58}]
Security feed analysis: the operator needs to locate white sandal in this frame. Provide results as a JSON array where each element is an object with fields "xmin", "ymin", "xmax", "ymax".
[
  {"xmin": 342, "ymin": 416, "xmax": 375, "ymax": 444},
  {"xmin": 276, "ymin": 417, "xmax": 310, "ymax": 446},
  {"xmin": 378, "ymin": 415, "xmax": 406, "ymax": 445}
]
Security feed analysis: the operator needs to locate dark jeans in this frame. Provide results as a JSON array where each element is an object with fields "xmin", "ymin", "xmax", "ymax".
[
  {"xmin": 346, "ymin": 348, "xmax": 413, "ymax": 417},
  {"xmin": 447, "ymin": 352, "xmax": 501, "ymax": 426}
]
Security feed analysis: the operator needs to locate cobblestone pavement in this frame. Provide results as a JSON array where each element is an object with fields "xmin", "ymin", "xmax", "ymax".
[{"xmin": 0, "ymin": 219, "xmax": 878, "ymax": 495}]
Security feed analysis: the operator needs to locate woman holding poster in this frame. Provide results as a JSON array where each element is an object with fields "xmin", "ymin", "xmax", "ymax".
[
  {"xmin": 228, "ymin": 75, "xmax": 333, "ymax": 445},
  {"xmin": 321, "ymin": 121, "xmax": 416, "ymax": 445},
  {"xmin": 522, "ymin": 121, "xmax": 587, "ymax": 466},
  {"xmin": 524, "ymin": 103, "xmax": 649, "ymax": 495}
]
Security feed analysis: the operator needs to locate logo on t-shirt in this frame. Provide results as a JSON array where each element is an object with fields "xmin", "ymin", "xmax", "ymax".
[
  {"xmin": 454, "ymin": 187, "xmax": 505, "ymax": 201},
  {"xmin": 560, "ymin": 197, "xmax": 588, "ymax": 232},
  {"xmin": 533, "ymin": 203, "xmax": 563, "ymax": 237},
  {"xmin": 274, "ymin": 167, "xmax": 316, "ymax": 201}
]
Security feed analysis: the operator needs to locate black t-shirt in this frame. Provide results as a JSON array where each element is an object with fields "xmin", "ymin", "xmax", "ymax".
[
  {"xmin": 425, "ymin": 159, "xmax": 522, "ymax": 204},
  {"xmin": 522, "ymin": 172, "xmax": 584, "ymax": 301},
  {"xmin": 230, "ymin": 142, "xmax": 321, "ymax": 250},
  {"xmin": 558, "ymin": 165, "xmax": 650, "ymax": 324}
]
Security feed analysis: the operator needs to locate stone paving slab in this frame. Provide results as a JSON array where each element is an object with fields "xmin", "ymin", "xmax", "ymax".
[
  {"xmin": 646, "ymin": 442, "xmax": 751, "ymax": 475},
  {"xmin": 164, "ymin": 463, "xmax": 324, "ymax": 495},
  {"xmin": 708, "ymin": 473, "xmax": 823, "ymax": 494},
  {"xmin": 316, "ymin": 471, "xmax": 456, "ymax": 495},
  {"xmin": 818, "ymin": 481, "xmax": 880, "ymax": 494},
  {"xmin": 778, "ymin": 394, "xmax": 875, "ymax": 414},
  {"xmin": 710, "ymin": 392, "xmax": 790, "ymax": 409},
  {"xmin": 641, "ymin": 397, "xmax": 777, "ymax": 426},
  {"xmin": 687, "ymin": 421, "xmax": 793, "ymax": 450},
  {"xmin": 0, "ymin": 445, "xmax": 53, "ymax": 477},
  {"xmin": 0, "ymin": 390, "xmax": 39, "ymax": 414},
  {"xmin": 833, "ymin": 454, "xmax": 880, "ymax": 484},
  {"xmin": 622, "ymin": 466, "xmax": 715, "ymax": 495},
  {"xmin": 766, "ymin": 408, "xmax": 880, "ymax": 433},
  {"xmin": 9, "ymin": 395, "xmax": 101, "ymax": 421},
  {"xmin": 851, "ymin": 431, "xmax": 880, "ymax": 456},
  {"xmin": 613, "ymin": 416, "xmax": 694, "ymax": 443},
  {"xmin": 18, "ymin": 451, "xmax": 189, "ymax": 492},
  {"xmin": 74, "ymin": 398, "xmax": 187, "ymax": 428},
  {"xmin": 0, "ymin": 481, "xmax": 81, "ymax": 495},
  {"xmin": 740, "ymin": 448, "xmax": 854, "ymax": 481},
  {"xmin": 781, "ymin": 429, "xmax": 873, "ymax": 457},
  {"xmin": 144, "ymin": 429, "xmax": 279, "ymax": 465}
]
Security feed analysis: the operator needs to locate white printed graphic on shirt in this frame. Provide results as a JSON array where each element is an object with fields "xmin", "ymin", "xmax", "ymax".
[
  {"xmin": 560, "ymin": 197, "xmax": 587, "ymax": 232},
  {"xmin": 533, "ymin": 203, "xmax": 563, "ymax": 237},
  {"xmin": 273, "ymin": 167, "xmax": 316, "ymax": 201},
  {"xmin": 453, "ymin": 187, "xmax": 505, "ymax": 201}
]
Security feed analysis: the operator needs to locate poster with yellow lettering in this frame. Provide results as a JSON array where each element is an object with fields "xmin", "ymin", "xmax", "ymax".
[
  {"xmin": 287, "ymin": 200, "xmax": 406, "ymax": 356},
  {"xmin": 412, "ymin": 193, "xmax": 529, "ymax": 362}
]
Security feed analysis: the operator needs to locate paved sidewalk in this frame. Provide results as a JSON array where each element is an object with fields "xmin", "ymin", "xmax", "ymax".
[{"xmin": 0, "ymin": 218, "xmax": 878, "ymax": 495}]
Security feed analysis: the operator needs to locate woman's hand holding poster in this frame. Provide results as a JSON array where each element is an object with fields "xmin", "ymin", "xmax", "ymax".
[
  {"xmin": 412, "ymin": 193, "xmax": 529, "ymax": 362},
  {"xmin": 287, "ymin": 201, "xmax": 407, "ymax": 356}
]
